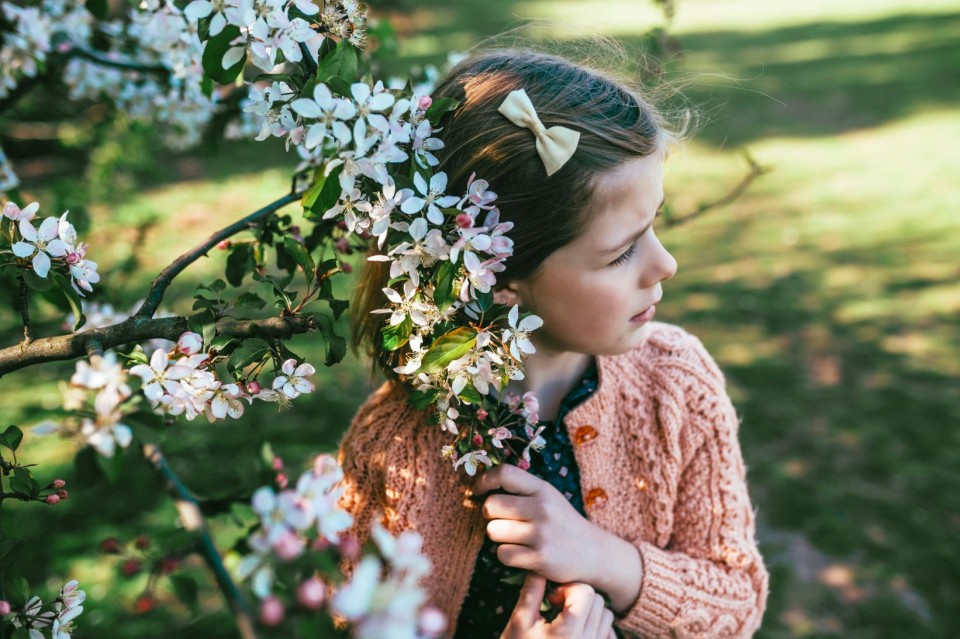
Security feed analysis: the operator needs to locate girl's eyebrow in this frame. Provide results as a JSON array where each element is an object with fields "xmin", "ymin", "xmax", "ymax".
[{"xmin": 600, "ymin": 196, "xmax": 665, "ymax": 255}]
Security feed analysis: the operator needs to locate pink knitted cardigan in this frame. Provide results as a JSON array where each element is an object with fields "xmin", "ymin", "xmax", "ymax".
[{"xmin": 337, "ymin": 321, "xmax": 769, "ymax": 638}]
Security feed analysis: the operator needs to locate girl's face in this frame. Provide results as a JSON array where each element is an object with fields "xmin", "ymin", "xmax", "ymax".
[{"xmin": 500, "ymin": 152, "xmax": 677, "ymax": 357}]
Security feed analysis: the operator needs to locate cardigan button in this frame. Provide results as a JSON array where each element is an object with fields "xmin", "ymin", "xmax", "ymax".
[
  {"xmin": 585, "ymin": 487, "xmax": 608, "ymax": 509},
  {"xmin": 573, "ymin": 425, "xmax": 598, "ymax": 446}
]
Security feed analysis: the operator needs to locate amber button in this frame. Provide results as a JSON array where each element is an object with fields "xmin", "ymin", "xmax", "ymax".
[
  {"xmin": 585, "ymin": 487, "xmax": 608, "ymax": 509},
  {"xmin": 573, "ymin": 425, "xmax": 598, "ymax": 446}
]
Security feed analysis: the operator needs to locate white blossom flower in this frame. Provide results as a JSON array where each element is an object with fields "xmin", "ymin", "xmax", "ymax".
[
  {"xmin": 271, "ymin": 358, "xmax": 316, "ymax": 399},
  {"xmin": 12, "ymin": 216, "xmax": 69, "ymax": 277},
  {"xmin": 252, "ymin": 486, "xmax": 311, "ymax": 540},
  {"xmin": 400, "ymin": 171, "xmax": 459, "ymax": 225},
  {"xmin": 453, "ymin": 449, "xmax": 492, "ymax": 476},
  {"xmin": 2, "ymin": 201, "xmax": 38, "ymax": 222},
  {"xmin": 502, "ymin": 305, "xmax": 543, "ymax": 360},
  {"xmin": 128, "ymin": 349, "xmax": 196, "ymax": 401},
  {"xmin": 291, "ymin": 82, "xmax": 356, "ymax": 149}
]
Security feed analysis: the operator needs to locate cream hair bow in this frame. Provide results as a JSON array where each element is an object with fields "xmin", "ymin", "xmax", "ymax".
[{"xmin": 498, "ymin": 89, "xmax": 580, "ymax": 176}]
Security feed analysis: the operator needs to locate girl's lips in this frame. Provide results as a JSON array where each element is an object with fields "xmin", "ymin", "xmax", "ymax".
[{"xmin": 630, "ymin": 305, "xmax": 656, "ymax": 323}]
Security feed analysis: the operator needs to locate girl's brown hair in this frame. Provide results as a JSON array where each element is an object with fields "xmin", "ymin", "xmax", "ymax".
[{"xmin": 352, "ymin": 48, "xmax": 680, "ymax": 377}]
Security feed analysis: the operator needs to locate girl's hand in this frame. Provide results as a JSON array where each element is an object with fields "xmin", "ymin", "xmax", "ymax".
[
  {"xmin": 475, "ymin": 464, "xmax": 644, "ymax": 613},
  {"xmin": 474, "ymin": 464, "xmax": 605, "ymax": 584},
  {"xmin": 500, "ymin": 573, "xmax": 616, "ymax": 639}
]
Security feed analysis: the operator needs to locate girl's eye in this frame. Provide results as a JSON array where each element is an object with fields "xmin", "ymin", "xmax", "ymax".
[{"xmin": 609, "ymin": 244, "xmax": 635, "ymax": 267}]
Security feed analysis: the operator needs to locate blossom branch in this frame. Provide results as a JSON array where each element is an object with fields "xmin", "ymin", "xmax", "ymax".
[
  {"xmin": 135, "ymin": 192, "xmax": 302, "ymax": 319},
  {"xmin": 17, "ymin": 273, "xmax": 32, "ymax": 344},
  {"xmin": 664, "ymin": 151, "xmax": 770, "ymax": 228},
  {"xmin": 143, "ymin": 443, "xmax": 258, "ymax": 639},
  {"xmin": 68, "ymin": 45, "xmax": 170, "ymax": 75},
  {"xmin": 0, "ymin": 315, "xmax": 317, "ymax": 377}
]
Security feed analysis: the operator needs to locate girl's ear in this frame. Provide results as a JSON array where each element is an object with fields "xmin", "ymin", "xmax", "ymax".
[{"xmin": 493, "ymin": 283, "xmax": 523, "ymax": 308}]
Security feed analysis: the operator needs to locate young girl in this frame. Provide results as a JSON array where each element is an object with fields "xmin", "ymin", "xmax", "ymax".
[{"xmin": 338, "ymin": 49, "xmax": 768, "ymax": 638}]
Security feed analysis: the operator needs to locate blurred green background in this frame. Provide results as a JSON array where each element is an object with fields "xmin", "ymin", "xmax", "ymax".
[{"xmin": 2, "ymin": 0, "xmax": 959, "ymax": 637}]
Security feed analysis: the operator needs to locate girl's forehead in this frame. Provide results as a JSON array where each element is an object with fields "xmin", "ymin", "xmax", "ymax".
[{"xmin": 582, "ymin": 155, "xmax": 664, "ymax": 233}]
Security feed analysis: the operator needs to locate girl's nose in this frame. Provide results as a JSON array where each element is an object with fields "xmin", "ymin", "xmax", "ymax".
[{"xmin": 642, "ymin": 230, "xmax": 677, "ymax": 287}]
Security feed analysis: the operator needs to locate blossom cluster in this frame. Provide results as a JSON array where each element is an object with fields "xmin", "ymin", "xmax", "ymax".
[
  {"xmin": 5, "ymin": 580, "xmax": 85, "ymax": 639},
  {"xmin": 37, "ymin": 333, "xmax": 318, "ymax": 456},
  {"xmin": 236, "ymin": 454, "xmax": 445, "ymax": 638},
  {"xmin": 1, "ymin": 201, "xmax": 100, "ymax": 295}
]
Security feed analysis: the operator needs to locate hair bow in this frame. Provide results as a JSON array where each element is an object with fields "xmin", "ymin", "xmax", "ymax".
[{"xmin": 497, "ymin": 89, "xmax": 580, "ymax": 176}]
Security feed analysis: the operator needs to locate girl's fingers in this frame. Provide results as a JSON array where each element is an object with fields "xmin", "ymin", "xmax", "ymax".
[
  {"xmin": 486, "ymin": 518, "xmax": 536, "ymax": 545},
  {"xmin": 473, "ymin": 464, "xmax": 543, "ymax": 498},
  {"xmin": 496, "ymin": 543, "xmax": 537, "ymax": 570},
  {"xmin": 553, "ymin": 582, "xmax": 595, "ymax": 634},
  {"xmin": 508, "ymin": 572, "xmax": 546, "ymax": 629},
  {"xmin": 599, "ymin": 607, "xmax": 615, "ymax": 639},
  {"xmin": 582, "ymin": 592, "xmax": 607, "ymax": 638},
  {"xmin": 482, "ymin": 493, "xmax": 535, "ymax": 521}
]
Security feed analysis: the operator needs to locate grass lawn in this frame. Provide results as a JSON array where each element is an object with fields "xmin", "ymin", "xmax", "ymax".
[{"xmin": 2, "ymin": 0, "xmax": 958, "ymax": 636}]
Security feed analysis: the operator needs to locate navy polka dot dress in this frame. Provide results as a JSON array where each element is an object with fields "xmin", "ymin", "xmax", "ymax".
[{"xmin": 453, "ymin": 359, "xmax": 598, "ymax": 638}]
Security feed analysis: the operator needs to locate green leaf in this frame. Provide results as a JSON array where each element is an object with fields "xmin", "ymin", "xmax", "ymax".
[
  {"xmin": 329, "ymin": 298, "xmax": 349, "ymax": 320},
  {"xmin": 235, "ymin": 291, "xmax": 266, "ymax": 309},
  {"xmin": 85, "ymin": 0, "xmax": 107, "ymax": 19},
  {"xmin": 201, "ymin": 25, "xmax": 245, "ymax": 84},
  {"xmin": 5, "ymin": 575, "xmax": 30, "ymax": 606},
  {"xmin": 10, "ymin": 467, "xmax": 37, "ymax": 496},
  {"xmin": 283, "ymin": 237, "xmax": 316, "ymax": 285},
  {"xmin": 432, "ymin": 260, "xmax": 458, "ymax": 312},
  {"xmin": 21, "ymin": 267, "xmax": 51, "ymax": 291},
  {"xmin": 171, "ymin": 574, "xmax": 200, "ymax": 615},
  {"xmin": 408, "ymin": 389, "xmax": 440, "ymax": 410},
  {"xmin": 74, "ymin": 446, "xmax": 104, "ymax": 488},
  {"xmin": 380, "ymin": 315, "xmax": 412, "ymax": 352},
  {"xmin": 316, "ymin": 40, "xmax": 359, "ymax": 85},
  {"xmin": 458, "ymin": 382, "xmax": 483, "ymax": 405},
  {"xmin": 314, "ymin": 314, "xmax": 346, "ymax": 366},
  {"xmin": 95, "ymin": 446, "xmax": 126, "ymax": 483},
  {"xmin": 208, "ymin": 335, "xmax": 238, "ymax": 353},
  {"xmin": 228, "ymin": 338, "xmax": 271, "ymax": 372},
  {"xmin": 303, "ymin": 165, "xmax": 344, "ymax": 220},
  {"xmin": 49, "ymin": 271, "xmax": 86, "ymax": 330},
  {"xmin": 0, "ymin": 538, "xmax": 24, "ymax": 570},
  {"xmin": 226, "ymin": 243, "xmax": 254, "ymax": 287},
  {"xmin": 418, "ymin": 327, "xmax": 478, "ymax": 374},
  {"xmin": 475, "ymin": 288, "xmax": 494, "ymax": 312},
  {"xmin": 2, "ymin": 425, "xmax": 23, "ymax": 451},
  {"xmin": 425, "ymin": 96, "xmax": 460, "ymax": 127}
]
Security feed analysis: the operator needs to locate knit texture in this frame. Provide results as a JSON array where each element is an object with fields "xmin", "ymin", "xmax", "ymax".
[{"xmin": 337, "ymin": 321, "xmax": 769, "ymax": 638}]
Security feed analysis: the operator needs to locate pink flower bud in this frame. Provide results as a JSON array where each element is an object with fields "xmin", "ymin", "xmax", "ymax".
[
  {"xmin": 337, "ymin": 221, "xmax": 348, "ymax": 230},
  {"xmin": 289, "ymin": 225, "xmax": 301, "ymax": 236},
  {"xmin": 0, "ymin": 600, "xmax": 11, "ymax": 615},
  {"xmin": 418, "ymin": 95, "xmax": 433, "ymax": 110},
  {"xmin": 259, "ymin": 596, "xmax": 285, "ymax": 626},
  {"xmin": 335, "ymin": 238, "xmax": 352, "ymax": 254},
  {"xmin": 296, "ymin": 577, "xmax": 327, "ymax": 610},
  {"xmin": 177, "ymin": 332, "xmax": 203, "ymax": 355},
  {"xmin": 134, "ymin": 593, "xmax": 157, "ymax": 614},
  {"xmin": 276, "ymin": 472, "xmax": 288, "ymax": 489},
  {"xmin": 135, "ymin": 535, "xmax": 151, "ymax": 550},
  {"xmin": 312, "ymin": 536, "xmax": 331, "ymax": 551},
  {"xmin": 100, "ymin": 537, "xmax": 122, "ymax": 554},
  {"xmin": 341, "ymin": 263, "xmax": 353, "ymax": 274},
  {"xmin": 57, "ymin": 490, "xmax": 68, "ymax": 500},
  {"xmin": 246, "ymin": 380, "xmax": 261, "ymax": 395},
  {"xmin": 57, "ymin": 42, "xmax": 73, "ymax": 54},
  {"xmin": 52, "ymin": 479, "xmax": 66, "ymax": 488},
  {"xmin": 476, "ymin": 408, "xmax": 488, "ymax": 420},
  {"xmin": 338, "ymin": 533, "xmax": 360, "ymax": 561},
  {"xmin": 65, "ymin": 252, "xmax": 81, "ymax": 264},
  {"xmin": 517, "ymin": 458, "xmax": 531, "ymax": 471},
  {"xmin": 272, "ymin": 457, "xmax": 284, "ymax": 471},
  {"xmin": 420, "ymin": 606, "xmax": 447, "ymax": 637},
  {"xmin": 217, "ymin": 240, "xmax": 232, "ymax": 250},
  {"xmin": 455, "ymin": 213, "xmax": 473, "ymax": 229},
  {"xmin": 46, "ymin": 494, "xmax": 60, "ymax": 505},
  {"xmin": 122, "ymin": 559, "xmax": 143, "ymax": 576},
  {"xmin": 160, "ymin": 556, "xmax": 181, "ymax": 574},
  {"xmin": 273, "ymin": 530, "xmax": 303, "ymax": 561},
  {"xmin": 472, "ymin": 434, "xmax": 483, "ymax": 447}
]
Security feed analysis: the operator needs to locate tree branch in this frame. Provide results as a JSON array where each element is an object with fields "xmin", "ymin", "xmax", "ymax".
[
  {"xmin": 143, "ymin": 443, "xmax": 258, "ymax": 639},
  {"xmin": 68, "ymin": 46, "xmax": 170, "ymax": 75},
  {"xmin": 135, "ymin": 192, "xmax": 302, "ymax": 319},
  {"xmin": 0, "ymin": 315, "xmax": 317, "ymax": 377},
  {"xmin": 664, "ymin": 151, "xmax": 771, "ymax": 228}
]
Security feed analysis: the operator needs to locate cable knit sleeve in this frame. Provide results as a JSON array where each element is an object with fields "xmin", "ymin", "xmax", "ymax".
[{"xmin": 617, "ymin": 333, "xmax": 768, "ymax": 639}]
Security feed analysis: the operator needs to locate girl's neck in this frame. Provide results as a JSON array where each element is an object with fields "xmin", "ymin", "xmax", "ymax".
[{"xmin": 506, "ymin": 348, "xmax": 593, "ymax": 422}]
